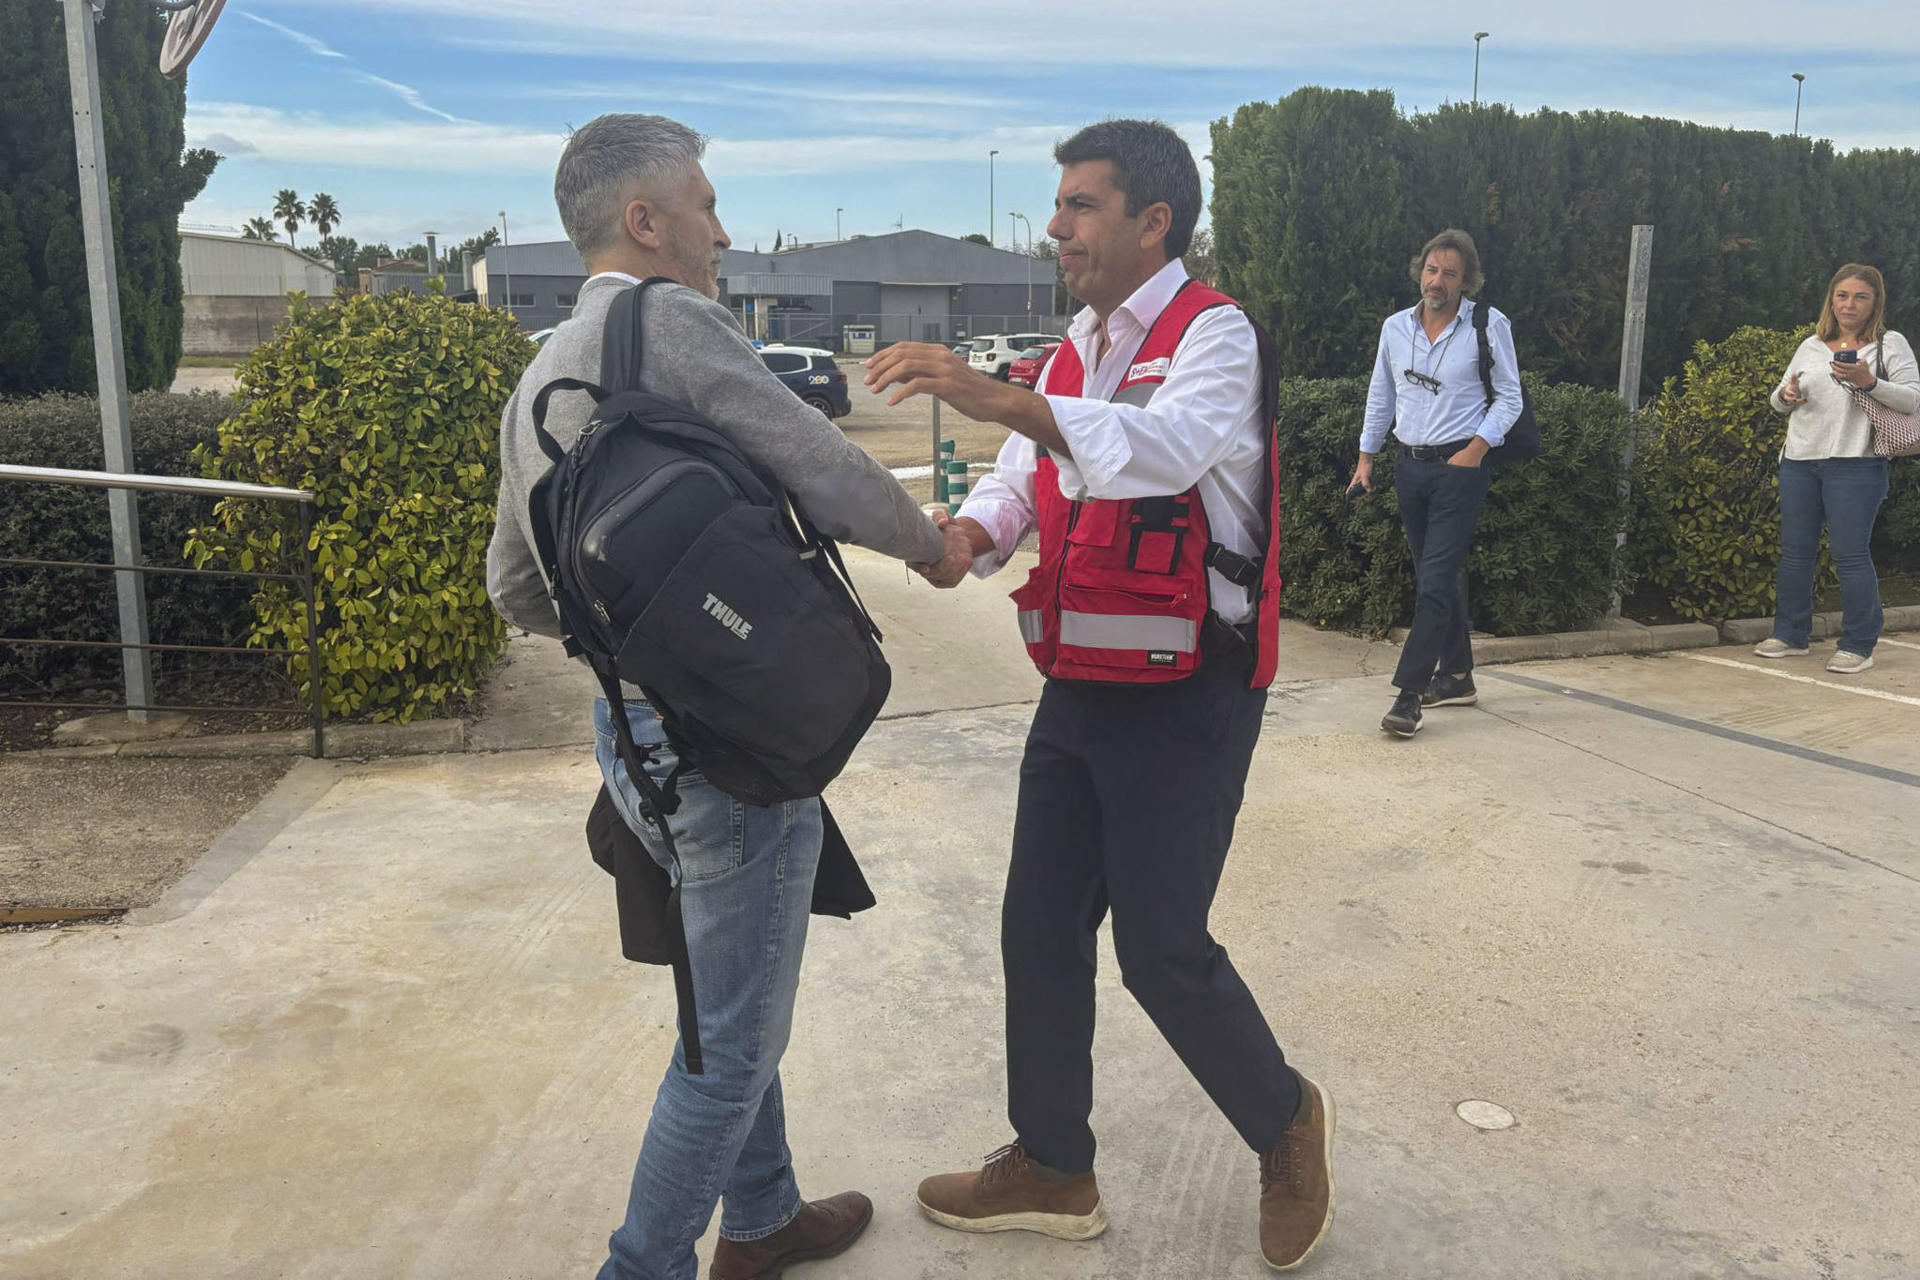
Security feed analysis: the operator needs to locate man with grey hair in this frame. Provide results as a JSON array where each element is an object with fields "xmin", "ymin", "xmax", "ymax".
[
  {"xmin": 1350, "ymin": 228, "xmax": 1522, "ymax": 739},
  {"xmin": 487, "ymin": 113, "xmax": 966, "ymax": 1280}
]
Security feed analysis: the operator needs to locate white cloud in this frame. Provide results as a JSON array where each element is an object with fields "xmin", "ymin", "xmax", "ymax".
[
  {"xmin": 185, "ymin": 102, "xmax": 566, "ymax": 173},
  {"xmin": 236, "ymin": 11, "xmax": 347, "ymax": 59},
  {"xmin": 305, "ymin": 0, "xmax": 1920, "ymax": 65},
  {"xmin": 351, "ymin": 72, "xmax": 472, "ymax": 124}
]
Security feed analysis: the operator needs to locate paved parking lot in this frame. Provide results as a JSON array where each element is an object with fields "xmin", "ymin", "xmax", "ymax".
[{"xmin": 4, "ymin": 552, "xmax": 1915, "ymax": 1279}]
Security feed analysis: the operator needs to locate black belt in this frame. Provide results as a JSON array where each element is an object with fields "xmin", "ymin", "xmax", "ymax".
[{"xmin": 1400, "ymin": 438, "xmax": 1475, "ymax": 462}]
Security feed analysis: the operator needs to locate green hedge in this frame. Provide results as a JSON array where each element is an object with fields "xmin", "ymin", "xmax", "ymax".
[
  {"xmin": 0, "ymin": 390, "xmax": 252, "ymax": 696},
  {"xmin": 187, "ymin": 290, "xmax": 532, "ymax": 722},
  {"xmin": 1278, "ymin": 374, "xmax": 1635, "ymax": 635},
  {"xmin": 1212, "ymin": 88, "xmax": 1920, "ymax": 396}
]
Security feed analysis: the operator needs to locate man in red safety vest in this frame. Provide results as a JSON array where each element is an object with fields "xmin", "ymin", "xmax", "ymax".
[{"xmin": 865, "ymin": 119, "xmax": 1335, "ymax": 1273}]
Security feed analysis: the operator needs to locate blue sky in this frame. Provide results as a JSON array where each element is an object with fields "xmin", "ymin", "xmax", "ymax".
[{"xmin": 179, "ymin": 1, "xmax": 1920, "ymax": 256}]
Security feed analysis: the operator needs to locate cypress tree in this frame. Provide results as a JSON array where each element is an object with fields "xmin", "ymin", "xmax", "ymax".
[{"xmin": 0, "ymin": 1, "xmax": 218, "ymax": 397}]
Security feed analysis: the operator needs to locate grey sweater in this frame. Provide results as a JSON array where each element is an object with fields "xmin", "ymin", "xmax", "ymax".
[{"xmin": 487, "ymin": 273, "xmax": 944, "ymax": 642}]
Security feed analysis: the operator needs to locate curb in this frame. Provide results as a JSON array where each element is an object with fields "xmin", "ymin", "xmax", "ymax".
[
  {"xmin": 1718, "ymin": 604, "xmax": 1920, "ymax": 645},
  {"xmin": 13, "ymin": 718, "xmax": 465, "ymax": 763},
  {"xmin": 1467, "ymin": 620, "xmax": 1722, "ymax": 665}
]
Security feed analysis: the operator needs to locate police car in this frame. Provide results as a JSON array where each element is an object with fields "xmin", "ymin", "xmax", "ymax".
[{"xmin": 758, "ymin": 345, "xmax": 852, "ymax": 419}]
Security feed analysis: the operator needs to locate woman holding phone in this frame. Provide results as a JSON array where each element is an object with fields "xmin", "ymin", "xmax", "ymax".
[{"xmin": 1762, "ymin": 264, "xmax": 1920, "ymax": 673}]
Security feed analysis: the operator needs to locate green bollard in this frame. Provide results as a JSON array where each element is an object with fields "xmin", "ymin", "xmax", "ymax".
[{"xmin": 947, "ymin": 476, "xmax": 969, "ymax": 516}]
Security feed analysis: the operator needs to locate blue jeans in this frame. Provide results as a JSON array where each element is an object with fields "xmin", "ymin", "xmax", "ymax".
[
  {"xmin": 1772, "ymin": 457, "xmax": 1890, "ymax": 656},
  {"xmin": 592, "ymin": 698, "xmax": 821, "ymax": 1280},
  {"xmin": 1393, "ymin": 454, "xmax": 1492, "ymax": 694}
]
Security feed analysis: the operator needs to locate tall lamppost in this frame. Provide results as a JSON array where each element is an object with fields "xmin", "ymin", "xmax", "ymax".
[
  {"xmin": 1792, "ymin": 73, "xmax": 1806, "ymax": 137},
  {"xmin": 988, "ymin": 149, "xmax": 999, "ymax": 244},
  {"xmin": 836, "ymin": 207, "xmax": 843, "ymax": 240},
  {"xmin": 1011, "ymin": 212, "xmax": 1033, "ymax": 314},
  {"xmin": 1473, "ymin": 32, "xmax": 1490, "ymax": 107}
]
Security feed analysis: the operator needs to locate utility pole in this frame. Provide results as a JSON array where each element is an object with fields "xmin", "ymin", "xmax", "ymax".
[
  {"xmin": 1473, "ymin": 32, "xmax": 1490, "ymax": 108},
  {"xmin": 988, "ymin": 149, "xmax": 999, "ymax": 245},
  {"xmin": 1791, "ymin": 73, "xmax": 1806, "ymax": 137},
  {"xmin": 1012, "ymin": 212, "xmax": 1033, "ymax": 314},
  {"xmin": 63, "ymin": 0, "xmax": 152, "ymax": 720},
  {"xmin": 499, "ymin": 210, "xmax": 512, "ymax": 326}
]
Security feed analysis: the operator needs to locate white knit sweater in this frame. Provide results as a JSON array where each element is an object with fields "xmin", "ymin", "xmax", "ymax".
[{"xmin": 1768, "ymin": 331, "xmax": 1920, "ymax": 460}]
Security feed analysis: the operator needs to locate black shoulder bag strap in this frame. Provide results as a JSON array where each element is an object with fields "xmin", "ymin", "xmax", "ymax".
[
  {"xmin": 1472, "ymin": 298, "xmax": 1496, "ymax": 408},
  {"xmin": 578, "ymin": 277, "xmax": 709, "ymax": 1074}
]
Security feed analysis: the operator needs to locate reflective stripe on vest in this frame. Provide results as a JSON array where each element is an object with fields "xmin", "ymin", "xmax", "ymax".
[
  {"xmin": 1017, "ymin": 610, "xmax": 1045, "ymax": 644},
  {"xmin": 1058, "ymin": 611, "xmax": 1197, "ymax": 653}
]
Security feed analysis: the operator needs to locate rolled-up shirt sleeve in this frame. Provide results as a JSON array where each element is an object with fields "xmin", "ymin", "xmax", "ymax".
[
  {"xmin": 956, "ymin": 431, "xmax": 1039, "ymax": 578},
  {"xmin": 1475, "ymin": 310, "xmax": 1524, "ymax": 447},
  {"xmin": 1360, "ymin": 319, "xmax": 1397, "ymax": 455},
  {"xmin": 1037, "ymin": 307, "xmax": 1259, "ymax": 500}
]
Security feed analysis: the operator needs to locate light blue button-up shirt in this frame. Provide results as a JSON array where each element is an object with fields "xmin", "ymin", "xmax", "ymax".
[{"xmin": 1360, "ymin": 299, "xmax": 1522, "ymax": 455}]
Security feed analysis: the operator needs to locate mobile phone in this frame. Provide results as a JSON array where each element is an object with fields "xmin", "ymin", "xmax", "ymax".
[
  {"xmin": 1346, "ymin": 480, "xmax": 1367, "ymax": 500},
  {"xmin": 1834, "ymin": 349, "xmax": 1859, "ymax": 364}
]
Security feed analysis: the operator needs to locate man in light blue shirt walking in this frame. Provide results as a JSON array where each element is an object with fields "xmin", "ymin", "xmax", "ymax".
[{"xmin": 1349, "ymin": 228, "xmax": 1522, "ymax": 737}]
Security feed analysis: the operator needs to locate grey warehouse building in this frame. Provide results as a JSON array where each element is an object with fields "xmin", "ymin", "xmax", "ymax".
[{"xmin": 479, "ymin": 229, "xmax": 1061, "ymax": 349}]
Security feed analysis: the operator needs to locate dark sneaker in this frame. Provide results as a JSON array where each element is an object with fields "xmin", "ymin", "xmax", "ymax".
[
  {"xmin": 1420, "ymin": 673, "xmax": 1478, "ymax": 708},
  {"xmin": 1380, "ymin": 692, "xmax": 1422, "ymax": 737},
  {"xmin": 709, "ymin": 1191, "xmax": 873, "ymax": 1280},
  {"xmin": 916, "ymin": 1143, "xmax": 1108, "ymax": 1240},
  {"xmin": 1260, "ymin": 1073, "xmax": 1336, "ymax": 1271}
]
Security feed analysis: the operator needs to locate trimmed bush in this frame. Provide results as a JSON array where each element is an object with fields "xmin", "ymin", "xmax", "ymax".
[
  {"xmin": 0, "ymin": 390, "xmax": 250, "ymax": 696},
  {"xmin": 1633, "ymin": 326, "xmax": 1814, "ymax": 621},
  {"xmin": 187, "ymin": 291, "xmax": 533, "ymax": 722},
  {"xmin": 1278, "ymin": 374, "xmax": 1635, "ymax": 635}
]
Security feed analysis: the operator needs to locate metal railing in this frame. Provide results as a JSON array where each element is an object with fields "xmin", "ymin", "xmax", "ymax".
[{"xmin": 0, "ymin": 464, "xmax": 325, "ymax": 757}]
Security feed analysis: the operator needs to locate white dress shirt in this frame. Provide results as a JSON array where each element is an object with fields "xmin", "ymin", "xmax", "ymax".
[
  {"xmin": 1359, "ymin": 299, "xmax": 1522, "ymax": 455},
  {"xmin": 958, "ymin": 259, "xmax": 1267, "ymax": 624}
]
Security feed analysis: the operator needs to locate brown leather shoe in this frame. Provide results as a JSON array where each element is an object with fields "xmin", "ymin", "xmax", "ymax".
[
  {"xmin": 916, "ymin": 1143, "xmax": 1108, "ymax": 1240},
  {"xmin": 1259, "ymin": 1073, "xmax": 1336, "ymax": 1271},
  {"xmin": 708, "ymin": 1191, "xmax": 873, "ymax": 1280}
]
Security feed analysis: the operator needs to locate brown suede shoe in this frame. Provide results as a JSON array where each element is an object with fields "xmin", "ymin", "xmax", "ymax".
[
  {"xmin": 708, "ymin": 1191, "xmax": 873, "ymax": 1280},
  {"xmin": 916, "ymin": 1143, "xmax": 1108, "ymax": 1240},
  {"xmin": 1259, "ymin": 1073, "xmax": 1336, "ymax": 1271}
]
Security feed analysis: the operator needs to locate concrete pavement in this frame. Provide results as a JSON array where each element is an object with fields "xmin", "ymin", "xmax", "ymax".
[{"xmin": 4, "ymin": 548, "xmax": 1917, "ymax": 1279}]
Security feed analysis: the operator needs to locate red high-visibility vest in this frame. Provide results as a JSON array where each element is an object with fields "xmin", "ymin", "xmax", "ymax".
[{"xmin": 1008, "ymin": 279, "xmax": 1281, "ymax": 688}]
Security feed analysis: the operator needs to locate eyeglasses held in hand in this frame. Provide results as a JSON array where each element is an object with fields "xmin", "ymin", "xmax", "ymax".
[{"xmin": 1401, "ymin": 368, "xmax": 1443, "ymax": 396}]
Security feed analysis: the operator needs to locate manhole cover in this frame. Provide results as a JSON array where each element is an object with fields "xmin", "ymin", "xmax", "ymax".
[{"xmin": 1456, "ymin": 1100, "xmax": 1516, "ymax": 1130}]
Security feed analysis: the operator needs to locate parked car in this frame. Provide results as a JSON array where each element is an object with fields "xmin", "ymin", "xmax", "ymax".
[
  {"xmin": 1006, "ymin": 342, "xmax": 1061, "ymax": 388},
  {"xmin": 759, "ymin": 345, "xmax": 852, "ymax": 418},
  {"xmin": 969, "ymin": 332, "xmax": 1058, "ymax": 380}
]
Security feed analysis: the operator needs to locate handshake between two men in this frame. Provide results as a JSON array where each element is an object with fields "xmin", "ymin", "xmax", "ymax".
[{"xmin": 862, "ymin": 338, "xmax": 1065, "ymax": 592}]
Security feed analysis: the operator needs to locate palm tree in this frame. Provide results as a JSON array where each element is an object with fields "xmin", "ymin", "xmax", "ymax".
[
  {"xmin": 308, "ymin": 192, "xmax": 340, "ymax": 239},
  {"xmin": 242, "ymin": 216, "xmax": 278, "ymax": 241},
  {"xmin": 273, "ymin": 189, "xmax": 306, "ymax": 250}
]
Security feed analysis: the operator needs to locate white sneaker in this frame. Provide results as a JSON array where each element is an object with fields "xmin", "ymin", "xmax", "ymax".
[
  {"xmin": 1753, "ymin": 637, "xmax": 1809, "ymax": 658},
  {"xmin": 1827, "ymin": 650, "xmax": 1874, "ymax": 674}
]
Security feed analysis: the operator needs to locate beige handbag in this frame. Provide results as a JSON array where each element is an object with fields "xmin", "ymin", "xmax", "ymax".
[{"xmin": 1847, "ymin": 345, "xmax": 1920, "ymax": 458}]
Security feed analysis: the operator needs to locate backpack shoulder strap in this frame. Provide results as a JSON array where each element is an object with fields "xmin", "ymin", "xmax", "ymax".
[
  {"xmin": 530, "ymin": 377, "xmax": 606, "ymax": 463},
  {"xmin": 1472, "ymin": 299, "xmax": 1495, "ymax": 409},
  {"xmin": 600, "ymin": 276, "xmax": 682, "ymax": 392}
]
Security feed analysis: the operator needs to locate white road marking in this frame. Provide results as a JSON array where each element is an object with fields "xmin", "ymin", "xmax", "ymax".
[
  {"xmin": 1878, "ymin": 637, "xmax": 1920, "ymax": 652},
  {"xmin": 1680, "ymin": 652, "xmax": 1920, "ymax": 708}
]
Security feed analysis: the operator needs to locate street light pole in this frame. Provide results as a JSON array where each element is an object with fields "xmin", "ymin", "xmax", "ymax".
[
  {"xmin": 1473, "ymin": 32, "xmax": 1490, "ymax": 108},
  {"xmin": 1012, "ymin": 212, "xmax": 1033, "ymax": 314},
  {"xmin": 836, "ymin": 207, "xmax": 843, "ymax": 240},
  {"xmin": 62, "ymin": 0, "xmax": 152, "ymax": 721},
  {"xmin": 499, "ymin": 210, "xmax": 512, "ymax": 326},
  {"xmin": 989, "ymin": 149, "xmax": 999, "ymax": 245},
  {"xmin": 1792, "ymin": 73, "xmax": 1806, "ymax": 137}
]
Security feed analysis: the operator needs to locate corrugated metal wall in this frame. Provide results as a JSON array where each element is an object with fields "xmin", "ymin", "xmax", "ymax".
[{"xmin": 180, "ymin": 234, "xmax": 337, "ymax": 298}]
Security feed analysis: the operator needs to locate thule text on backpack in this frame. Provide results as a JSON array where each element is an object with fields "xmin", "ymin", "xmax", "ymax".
[{"xmin": 703, "ymin": 592, "xmax": 754, "ymax": 640}]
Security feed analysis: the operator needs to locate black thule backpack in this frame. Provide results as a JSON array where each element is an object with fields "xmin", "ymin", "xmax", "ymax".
[
  {"xmin": 527, "ymin": 279, "xmax": 891, "ymax": 816},
  {"xmin": 1471, "ymin": 299, "xmax": 1541, "ymax": 464}
]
